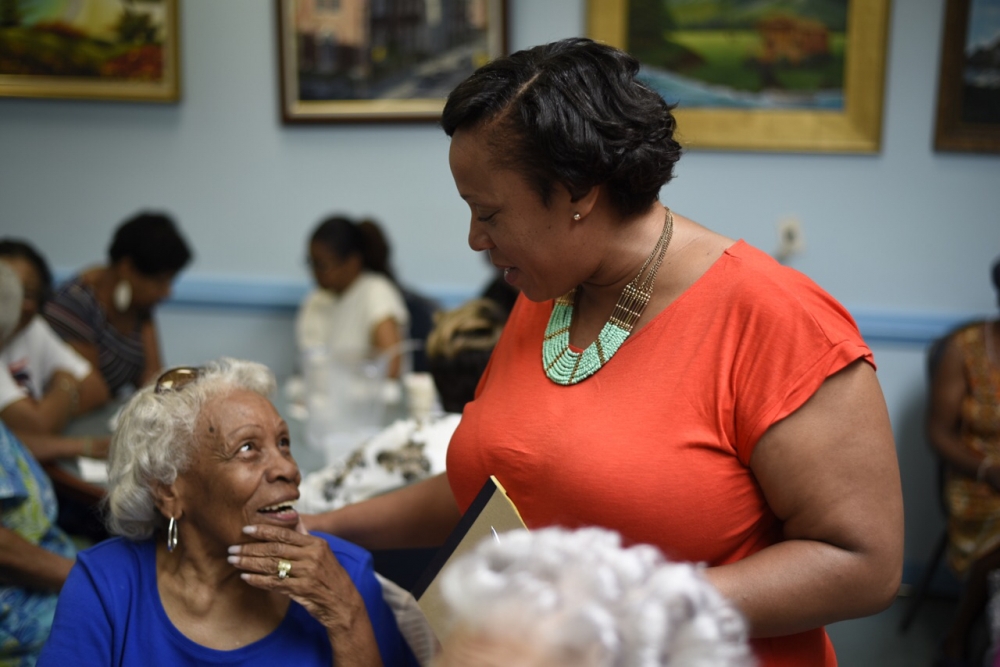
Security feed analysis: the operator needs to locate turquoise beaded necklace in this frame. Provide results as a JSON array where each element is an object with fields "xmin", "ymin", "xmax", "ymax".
[{"xmin": 542, "ymin": 207, "xmax": 674, "ymax": 385}]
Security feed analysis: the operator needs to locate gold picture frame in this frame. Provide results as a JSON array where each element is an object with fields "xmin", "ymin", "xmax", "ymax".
[
  {"xmin": 0, "ymin": 0, "xmax": 180, "ymax": 103},
  {"xmin": 587, "ymin": 0, "xmax": 891, "ymax": 153},
  {"xmin": 277, "ymin": 0, "xmax": 508, "ymax": 123}
]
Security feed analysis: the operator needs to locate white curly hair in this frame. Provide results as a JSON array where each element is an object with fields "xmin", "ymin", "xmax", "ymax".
[
  {"xmin": 438, "ymin": 527, "xmax": 754, "ymax": 667},
  {"xmin": 104, "ymin": 357, "xmax": 276, "ymax": 540}
]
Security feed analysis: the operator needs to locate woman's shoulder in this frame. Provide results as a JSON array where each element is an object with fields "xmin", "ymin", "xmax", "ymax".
[
  {"xmin": 300, "ymin": 287, "xmax": 333, "ymax": 307},
  {"xmin": 950, "ymin": 320, "xmax": 988, "ymax": 343},
  {"xmin": 355, "ymin": 272, "xmax": 403, "ymax": 298},
  {"xmin": 712, "ymin": 241, "xmax": 852, "ymax": 316},
  {"xmin": 49, "ymin": 272, "xmax": 102, "ymax": 311},
  {"xmin": 77, "ymin": 536, "xmax": 151, "ymax": 572},
  {"xmin": 945, "ymin": 320, "xmax": 991, "ymax": 360}
]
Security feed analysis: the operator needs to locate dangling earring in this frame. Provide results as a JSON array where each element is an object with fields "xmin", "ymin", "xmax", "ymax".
[
  {"xmin": 113, "ymin": 280, "xmax": 132, "ymax": 313},
  {"xmin": 167, "ymin": 516, "xmax": 178, "ymax": 552},
  {"xmin": 572, "ymin": 212, "xmax": 582, "ymax": 221}
]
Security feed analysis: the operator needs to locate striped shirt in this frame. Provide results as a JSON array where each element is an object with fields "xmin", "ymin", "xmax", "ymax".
[{"xmin": 43, "ymin": 276, "xmax": 145, "ymax": 395}]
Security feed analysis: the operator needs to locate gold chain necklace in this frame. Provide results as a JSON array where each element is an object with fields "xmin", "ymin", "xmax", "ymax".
[{"xmin": 542, "ymin": 207, "xmax": 674, "ymax": 385}]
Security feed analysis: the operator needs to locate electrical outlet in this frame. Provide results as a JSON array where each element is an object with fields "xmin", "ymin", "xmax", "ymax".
[{"xmin": 775, "ymin": 217, "xmax": 804, "ymax": 262}]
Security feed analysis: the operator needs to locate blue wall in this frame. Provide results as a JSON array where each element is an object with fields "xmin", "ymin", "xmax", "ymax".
[{"xmin": 1, "ymin": 0, "xmax": 999, "ymax": 576}]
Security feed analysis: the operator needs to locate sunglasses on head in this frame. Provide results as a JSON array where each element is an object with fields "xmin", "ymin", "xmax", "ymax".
[{"xmin": 154, "ymin": 366, "xmax": 202, "ymax": 394}]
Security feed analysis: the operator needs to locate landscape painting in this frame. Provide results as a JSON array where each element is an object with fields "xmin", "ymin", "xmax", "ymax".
[
  {"xmin": 0, "ymin": 0, "xmax": 180, "ymax": 101},
  {"xmin": 588, "ymin": 0, "xmax": 890, "ymax": 152},
  {"xmin": 627, "ymin": 0, "xmax": 847, "ymax": 110},
  {"xmin": 278, "ymin": 0, "xmax": 507, "ymax": 122}
]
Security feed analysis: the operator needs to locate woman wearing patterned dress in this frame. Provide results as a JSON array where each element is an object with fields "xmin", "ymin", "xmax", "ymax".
[
  {"xmin": 43, "ymin": 212, "xmax": 192, "ymax": 398},
  {"xmin": 927, "ymin": 256, "xmax": 1000, "ymax": 665}
]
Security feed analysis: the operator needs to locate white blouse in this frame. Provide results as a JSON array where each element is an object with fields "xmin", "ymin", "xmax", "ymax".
[{"xmin": 295, "ymin": 272, "xmax": 410, "ymax": 361}]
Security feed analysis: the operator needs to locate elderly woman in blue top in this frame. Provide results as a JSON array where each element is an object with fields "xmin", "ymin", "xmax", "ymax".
[{"xmin": 38, "ymin": 358, "xmax": 417, "ymax": 667}]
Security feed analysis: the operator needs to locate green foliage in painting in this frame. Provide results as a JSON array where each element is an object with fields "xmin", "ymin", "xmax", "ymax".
[
  {"xmin": 626, "ymin": 0, "xmax": 847, "ymax": 93},
  {"xmin": 0, "ymin": 0, "xmax": 21, "ymax": 29},
  {"xmin": 116, "ymin": 8, "xmax": 160, "ymax": 45}
]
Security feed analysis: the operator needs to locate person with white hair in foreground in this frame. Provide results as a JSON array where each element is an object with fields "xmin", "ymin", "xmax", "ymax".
[{"xmin": 435, "ymin": 527, "xmax": 755, "ymax": 667}]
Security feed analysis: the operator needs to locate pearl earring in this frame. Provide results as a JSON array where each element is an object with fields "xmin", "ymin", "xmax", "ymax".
[
  {"xmin": 113, "ymin": 280, "xmax": 132, "ymax": 313},
  {"xmin": 572, "ymin": 213, "xmax": 581, "ymax": 221}
]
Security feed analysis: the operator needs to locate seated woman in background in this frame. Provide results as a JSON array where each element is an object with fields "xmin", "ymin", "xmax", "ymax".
[
  {"xmin": 38, "ymin": 358, "xmax": 417, "ymax": 667},
  {"xmin": 435, "ymin": 526, "xmax": 752, "ymax": 667},
  {"xmin": 297, "ymin": 216, "xmax": 409, "ymax": 379},
  {"xmin": 926, "ymin": 255, "xmax": 1000, "ymax": 666},
  {"xmin": 43, "ymin": 212, "xmax": 192, "ymax": 398},
  {"xmin": 0, "ymin": 262, "xmax": 79, "ymax": 667},
  {"xmin": 0, "ymin": 240, "xmax": 108, "ymax": 436},
  {"xmin": 298, "ymin": 297, "xmax": 506, "ymax": 513}
]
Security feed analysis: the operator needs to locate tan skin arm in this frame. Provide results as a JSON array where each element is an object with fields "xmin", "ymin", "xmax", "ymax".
[
  {"xmin": 371, "ymin": 317, "xmax": 403, "ymax": 379},
  {"xmin": 0, "ymin": 370, "xmax": 78, "ymax": 434},
  {"xmin": 139, "ymin": 319, "xmax": 163, "ymax": 386},
  {"xmin": 65, "ymin": 339, "xmax": 113, "ymax": 402},
  {"xmin": 926, "ymin": 336, "xmax": 1000, "ymax": 488},
  {"xmin": 16, "ymin": 432, "xmax": 110, "ymax": 463},
  {"xmin": 704, "ymin": 360, "xmax": 904, "ymax": 637},
  {"xmin": 65, "ymin": 320, "xmax": 163, "ymax": 391},
  {"xmin": 0, "ymin": 524, "xmax": 74, "ymax": 592},
  {"xmin": 77, "ymin": 369, "xmax": 110, "ymax": 413},
  {"xmin": 300, "ymin": 473, "xmax": 461, "ymax": 550}
]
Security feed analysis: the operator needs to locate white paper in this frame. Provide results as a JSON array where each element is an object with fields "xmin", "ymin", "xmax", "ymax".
[{"xmin": 77, "ymin": 456, "xmax": 109, "ymax": 484}]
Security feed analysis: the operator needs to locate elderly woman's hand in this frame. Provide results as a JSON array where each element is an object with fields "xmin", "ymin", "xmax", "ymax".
[{"xmin": 228, "ymin": 524, "xmax": 384, "ymax": 666}]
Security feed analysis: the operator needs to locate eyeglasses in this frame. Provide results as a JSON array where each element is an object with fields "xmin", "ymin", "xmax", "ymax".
[{"xmin": 154, "ymin": 366, "xmax": 202, "ymax": 394}]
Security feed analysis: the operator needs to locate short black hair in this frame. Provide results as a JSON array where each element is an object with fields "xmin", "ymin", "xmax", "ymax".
[
  {"xmin": 0, "ymin": 238, "xmax": 53, "ymax": 304},
  {"xmin": 109, "ymin": 212, "xmax": 192, "ymax": 276},
  {"xmin": 441, "ymin": 37, "xmax": 682, "ymax": 219}
]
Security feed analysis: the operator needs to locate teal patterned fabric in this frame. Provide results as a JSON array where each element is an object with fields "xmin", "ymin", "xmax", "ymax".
[{"xmin": 0, "ymin": 424, "xmax": 76, "ymax": 667}]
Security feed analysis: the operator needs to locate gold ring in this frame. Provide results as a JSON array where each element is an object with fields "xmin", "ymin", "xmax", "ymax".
[{"xmin": 277, "ymin": 559, "xmax": 292, "ymax": 580}]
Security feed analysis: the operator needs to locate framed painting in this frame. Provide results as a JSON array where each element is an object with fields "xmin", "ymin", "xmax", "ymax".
[
  {"xmin": 587, "ymin": 0, "xmax": 891, "ymax": 153},
  {"xmin": 277, "ymin": 0, "xmax": 507, "ymax": 123},
  {"xmin": 934, "ymin": 0, "xmax": 1000, "ymax": 153},
  {"xmin": 0, "ymin": 0, "xmax": 180, "ymax": 102}
]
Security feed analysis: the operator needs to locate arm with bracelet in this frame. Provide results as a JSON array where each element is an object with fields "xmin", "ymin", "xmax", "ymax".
[
  {"xmin": 0, "ymin": 369, "xmax": 79, "ymax": 435},
  {"xmin": 17, "ymin": 432, "xmax": 110, "ymax": 463}
]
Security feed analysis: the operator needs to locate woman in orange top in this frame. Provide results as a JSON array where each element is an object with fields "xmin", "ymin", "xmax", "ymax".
[{"xmin": 291, "ymin": 38, "xmax": 903, "ymax": 665}]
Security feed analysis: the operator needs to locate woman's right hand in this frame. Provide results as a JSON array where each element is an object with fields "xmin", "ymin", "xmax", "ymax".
[{"xmin": 228, "ymin": 524, "xmax": 384, "ymax": 666}]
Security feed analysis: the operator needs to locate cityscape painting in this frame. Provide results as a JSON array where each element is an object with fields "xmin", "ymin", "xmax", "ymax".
[{"xmin": 278, "ymin": 0, "xmax": 507, "ymax": 122}]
